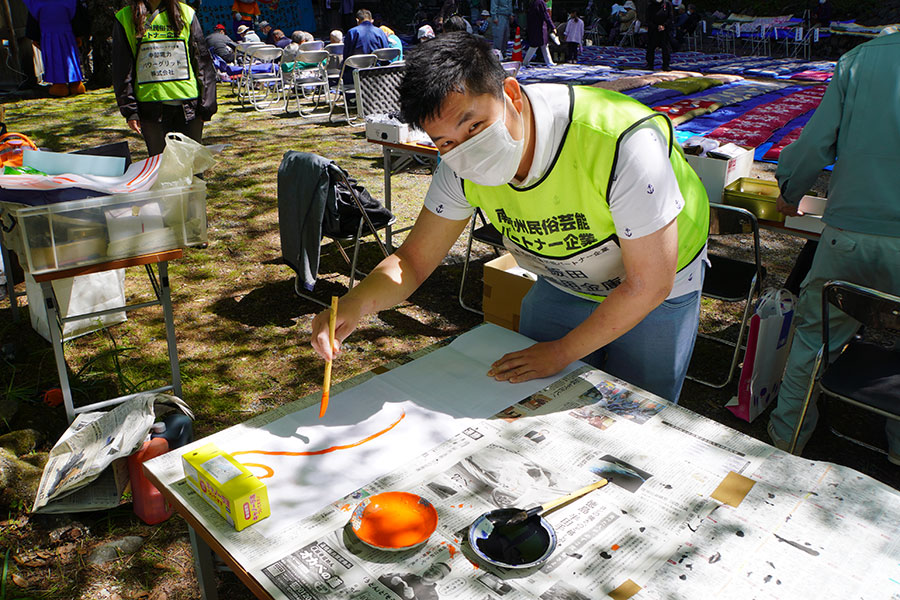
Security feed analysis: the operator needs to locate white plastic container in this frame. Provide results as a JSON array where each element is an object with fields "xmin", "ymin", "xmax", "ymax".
[{"xmin": 0, "ymin": 182, "xmax": 207, "ymax": 274}]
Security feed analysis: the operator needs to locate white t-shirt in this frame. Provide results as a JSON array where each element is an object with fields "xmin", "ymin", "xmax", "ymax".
[{"xmin": 424, "ymin": 83, "xmax": 706, "ymax": 299}]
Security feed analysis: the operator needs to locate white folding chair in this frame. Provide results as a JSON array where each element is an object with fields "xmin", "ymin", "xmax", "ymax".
[
  {"xmin": 300, "ymin": 40, "xmax": 325, "ymax": 51},
  {"xmin": 243, "ymin": 46, "xmax": 285, "ymax": 111},
  {"xmin": 324, "ymin": 43, "xmax": 344, "ymax": 85},
  {"xmin": 373, "ymin": 47, "xmax": 401, "ymax": 64},
  {"xmin": 284, "ymin": 50, "xmax": 331, "ymax": 117},
  {"xmin": 328, "ymin": 54, "xmax": 377, "ymax": 124},
  {"xmin": 501, "ymin": 60, "xmax": 522, "ymax": 77},
  {"xmin": 234, "ymin": 41, "xmax": 267, "ymax": 100}
]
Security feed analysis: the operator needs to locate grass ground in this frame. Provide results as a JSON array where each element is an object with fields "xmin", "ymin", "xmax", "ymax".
[{"xmin": 0, "ymin": 85, "xmax": 896, "ymax": 599}]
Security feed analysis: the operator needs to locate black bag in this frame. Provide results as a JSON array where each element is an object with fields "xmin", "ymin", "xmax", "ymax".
[{"xmin": 323, "ymin": 166, "xmax": 394, "ymax": 238}]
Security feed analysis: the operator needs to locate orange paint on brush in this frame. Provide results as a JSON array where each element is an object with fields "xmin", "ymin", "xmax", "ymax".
[{"xmin": 353, "ymin": 492, "xmax": 438, "ymax": 549}]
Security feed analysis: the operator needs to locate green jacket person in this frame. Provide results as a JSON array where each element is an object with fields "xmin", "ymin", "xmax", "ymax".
[
  {"xmin": 311, "ymin": 32, "xmax": 709, "ymax": 402},
  {"xmin": 112, "ymin": 0, "xmax": 217, "ymax": 156}
]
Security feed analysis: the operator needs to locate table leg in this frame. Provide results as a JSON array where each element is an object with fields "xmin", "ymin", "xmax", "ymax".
[
  {"xmin": 158, "ymin": 261, "xmax": 183, "ymax": 399},
  {"xmin": 40, "ymin": 280, "xmax": 76, "ymax": 423},
  {"xmin": 383, "ymin": 145, "xmax": 393, "ymax": 252},
  {"xmin": 189, "ymin": 525, "xmax": 219, "ymax": 600},
  {"xmin": 0, "ymin": 240, "xmax": 18, "ymax": 322}
]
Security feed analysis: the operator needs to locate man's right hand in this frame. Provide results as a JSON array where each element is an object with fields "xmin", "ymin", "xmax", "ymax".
[
  {"xmin": 127, "ymin": 119, "xmax": 142, "ymax": 134},
  {"xmin": 310, "ymin": 299, "xmax": 361, "ymax": 361},
  {"xmin": 776, "ymin": 194, "xmax": 801, "ymax": 217}
]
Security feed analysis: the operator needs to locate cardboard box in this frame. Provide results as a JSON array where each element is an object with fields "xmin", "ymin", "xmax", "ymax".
[
  {"xmin": 182, "ymin": 443, "xmax": 270, "ymax": 531},
  {"xmin": 482, "ymin": 254, "xmax": 536, "ymax": 332},
  {"xmin": 685, "ymin": 145, "xmax": 754, "ymax": 203}
]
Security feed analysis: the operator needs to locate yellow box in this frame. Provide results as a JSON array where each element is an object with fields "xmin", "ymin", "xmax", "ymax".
[{"xmin": 182, "ymin": 443, "xmax": 270, "ymax": 531}]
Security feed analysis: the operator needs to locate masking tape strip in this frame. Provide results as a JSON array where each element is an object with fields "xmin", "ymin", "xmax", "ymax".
[
  {"xmin": 711, "ymin": 471, "xmax": 756, "ymax": 507},
  {"xmin": 609, "ymin": 579, "xmax": 642, "ymax": 600}
]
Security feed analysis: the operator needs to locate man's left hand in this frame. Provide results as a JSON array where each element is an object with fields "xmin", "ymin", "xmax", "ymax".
[
  {"xmin": 776, "ymin": 194, "xmax": 801, "ymax": 217},
  {"xmin": 487, "ymin": 340, "xmax": 571, "ymax": 383}
]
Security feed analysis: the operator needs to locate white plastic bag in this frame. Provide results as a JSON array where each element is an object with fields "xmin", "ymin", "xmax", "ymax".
[
  {"xmin": 152, "ymin": 133, "xmax": 217, "ymax": 189},
  {"xmin": 25, "ymin": 269, "xmax": 127, "ymax": 342},
  {"xmin": 726, "ymin": 288, "xmax": 796, "ymax": 423}
]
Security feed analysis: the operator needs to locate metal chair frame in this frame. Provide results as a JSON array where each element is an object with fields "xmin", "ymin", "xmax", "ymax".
[
  {"xmin": 619, "ymin": 18, "xmax": 639, "ymax": 47},
  {"xmin": 373, "ymin": 47, "xmax": 401, "ymax": 65},
  {"xmin": 324, "ymin": 43, "xmax": 344, "ymax": 82},
  {"xmin": 299, "ymin": 40, "xmax": 325, "ymax": 51},
  {"xmin": 233, "ymin": 42, "xmax": 268, "ymax": 100},
  {"xmin": 789, "ymin": 281, "xmax": 900, "ymax": 454},
  {"xmin": 328, "ymin": 54, "xmax": 378, "ymax": 124},
  {"xmin": 501, "ymin": 61, "xmax": 522, "ymax": 77},
  {"xmin": 242, "ymin": 45, "xmax": 285, "ymax": 112},
  {"xmin": 284, "ymin": 50, "xmax": 331, "ymax": 117},
  {"xmin": 458, "ymin": 208, "xmax": 505, "ymax": 315},
  {"xmin": 687, "ymin": 203, "xmax": 764, "ymax": 389},
  {"xmin": 293, "ymin": 164, "xmax": 395, "ymax": 307}
]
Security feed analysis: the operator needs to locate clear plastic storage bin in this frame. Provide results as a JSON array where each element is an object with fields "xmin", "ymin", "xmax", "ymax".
[{"xmin": 0, "ymin": 182, "xmax": 207, "ymax": 274}]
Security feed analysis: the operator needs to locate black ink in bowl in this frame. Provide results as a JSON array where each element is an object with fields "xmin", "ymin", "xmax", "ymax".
[{"xmin": 468, "ymin": 508, "xmax": 557, "ymax": 569}]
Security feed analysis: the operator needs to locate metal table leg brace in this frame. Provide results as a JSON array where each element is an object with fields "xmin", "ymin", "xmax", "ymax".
[{"xmin": 33, "ymin": 250, "xmax": 184, "ymax": 423}]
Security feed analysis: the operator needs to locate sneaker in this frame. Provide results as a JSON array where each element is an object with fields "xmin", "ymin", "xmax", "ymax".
[{"xmin": 767, "ymin": 420, "xmax": 807, "ymax": 455}]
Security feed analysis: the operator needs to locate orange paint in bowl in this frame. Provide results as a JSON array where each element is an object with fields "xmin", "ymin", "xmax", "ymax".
[{"xmin": 351, "ymin": 492, "xmax": 438, "ymax": 550}]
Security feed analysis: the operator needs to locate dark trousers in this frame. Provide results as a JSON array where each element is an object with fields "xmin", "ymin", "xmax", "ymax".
[
  {"xmin": 646, "ymin": 29, "xmax": 671, "ymax": 70},
  {"xmin": 565, "ymin": 41, "xmax": 579, "ymax": 63},
  {"xmin": 140, "ymin": 104, "xmax": 204, "ymax": 157}
]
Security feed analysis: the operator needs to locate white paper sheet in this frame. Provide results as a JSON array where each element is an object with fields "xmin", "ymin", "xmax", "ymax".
[{"xmin": 379, "ymin": 323, "xmax": 583, "ymax": 418}]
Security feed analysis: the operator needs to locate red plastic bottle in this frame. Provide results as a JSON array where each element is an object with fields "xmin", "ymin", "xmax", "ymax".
[{"xmin": 127, "ymin": 437, "xmax": 173, "ymax": 524}]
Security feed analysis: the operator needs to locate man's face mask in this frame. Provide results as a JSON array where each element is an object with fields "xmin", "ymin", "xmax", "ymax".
[{"xmin": 439, "ymin": 96, "xmax": 524, "ymax": 187}]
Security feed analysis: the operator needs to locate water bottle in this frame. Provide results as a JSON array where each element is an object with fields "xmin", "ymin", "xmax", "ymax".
[
  {"xmin": 127, "ymin": 437, "xmax": 173, "ymax": 525},
  {"xmin": 150, "ymin": 412, "xmax": 194, "ymax": 450}
]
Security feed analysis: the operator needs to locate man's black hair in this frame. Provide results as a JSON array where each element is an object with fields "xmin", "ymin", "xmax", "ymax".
[
  {"xmin": 400, "ymin": 32, "xmax": 507, "ymax": 129},
  {"xmin": 356, "ymin": 8, "xmax": 372, "ymax": 21},
  {"xmin": 443, "ymin": 15, "xmax": 468, "ymax": 32}
]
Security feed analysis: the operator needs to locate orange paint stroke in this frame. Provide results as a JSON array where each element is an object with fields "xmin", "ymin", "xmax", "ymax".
[
  {"xmin": 242, "ymin": 463, "xmax": 275, "ymax": 479},
  {"xmin": 447, "ymin": 545, "xmax": 458, "ymax": 559},
  {"xmin": 232, "ymin": 412, "xmax": 407, "ymax": 474},
  {"xmin": 611, "ymin": 544, "xmax": 620, "ymax": 551}
]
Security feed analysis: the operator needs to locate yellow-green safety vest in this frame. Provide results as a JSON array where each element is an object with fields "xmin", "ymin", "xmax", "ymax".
[
  {"xmin": 463, "ymin": 85, "xmax": 709, "ymax": 302},
  {"xmin": 115, "ymin": 3, "xmax": 200, "ymax": 103}
]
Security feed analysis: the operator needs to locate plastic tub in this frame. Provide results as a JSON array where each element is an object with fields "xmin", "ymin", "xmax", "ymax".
[{"xmin": 0, "ymin": 182, "xmax": 207, "ymax": 274}]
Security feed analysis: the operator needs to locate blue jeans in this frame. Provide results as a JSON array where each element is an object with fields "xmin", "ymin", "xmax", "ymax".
[{"xmin": 519, "ymin": 275, "xmax": 703, "ymax": 403}]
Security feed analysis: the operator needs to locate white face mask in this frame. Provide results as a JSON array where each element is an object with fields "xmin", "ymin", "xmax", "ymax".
[{"xmin": 439, "ymin": 98, "xmax": 524, "ymax": 187}]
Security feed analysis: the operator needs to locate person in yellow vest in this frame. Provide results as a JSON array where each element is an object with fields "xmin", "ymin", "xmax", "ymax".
[
  {"xmin": 112, "ymin": 0, "xmax": 217, "ymax": 156},
  {"xmin": 310, "ymin": 32, "xmax": 709, "ymax": 402}
]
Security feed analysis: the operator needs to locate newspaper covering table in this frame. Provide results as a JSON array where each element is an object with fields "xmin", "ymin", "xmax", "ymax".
[{"xmin": 145, "ymin": 325, "xmax": 900, "ymax": 600}]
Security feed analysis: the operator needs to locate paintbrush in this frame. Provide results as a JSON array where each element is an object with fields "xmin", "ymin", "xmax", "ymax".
[
  {"xmin": 503, "ymin": 478, "xmax": 609, "ymax": 525},
  {"xmin": 320, "ymin": 295, "xmax": 338, "ymax": 418}
]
